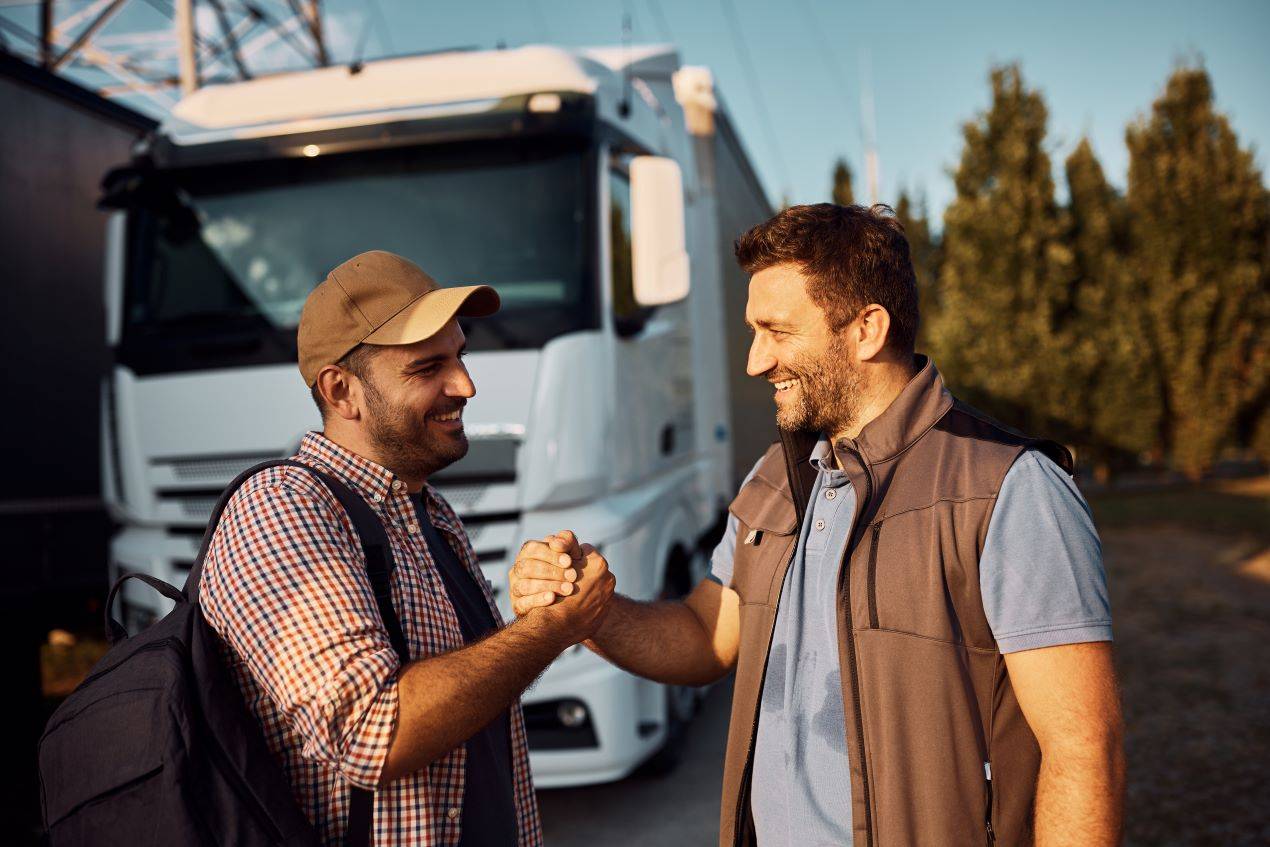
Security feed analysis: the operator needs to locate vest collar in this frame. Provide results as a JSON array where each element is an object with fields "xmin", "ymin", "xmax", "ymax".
[{"xmin": 837, "ymin": 354, "xmax": 954, "ymax": 465}]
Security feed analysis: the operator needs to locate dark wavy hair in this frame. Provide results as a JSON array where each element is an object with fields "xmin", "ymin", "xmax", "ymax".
[{"xmin": 734, "ymin": 203, "xmax": 919, "ymax": 356}]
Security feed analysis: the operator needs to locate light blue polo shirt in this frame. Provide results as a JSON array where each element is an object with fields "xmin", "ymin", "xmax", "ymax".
[{"xmin": 710, "ymin": 440, "xmax": 1111, "ymax": 846}]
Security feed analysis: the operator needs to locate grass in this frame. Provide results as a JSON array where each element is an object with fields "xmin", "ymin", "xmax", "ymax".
[{"xmin": 1087, "ymin": 476, "xmax": 1270, "ymax": 541}]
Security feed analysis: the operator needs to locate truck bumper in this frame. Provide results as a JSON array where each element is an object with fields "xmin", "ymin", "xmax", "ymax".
[{"xmin": 524, "ymin": 646, "xmax": 666, "ymax": 788}]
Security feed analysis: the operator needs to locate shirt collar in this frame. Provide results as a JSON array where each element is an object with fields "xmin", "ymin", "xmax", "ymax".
[
  {"xmin": 809, "ymin": 435, "xmax": 835, "ymax": 472},
  {"xmin": 297, "ymin": 431, "xmax": 406, "ymax": 507}
]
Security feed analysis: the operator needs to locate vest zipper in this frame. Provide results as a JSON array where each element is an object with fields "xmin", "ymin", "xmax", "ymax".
[
  {"xmin": 984, "ymin": 762, "xmax": 996, "ymax": 846},
  {"xmin": 840, "ymin": 445, "xmax": 875, "ymax": 847},
  {"xmin": 733, "ymin": 540, "xmax": 799, "ymax": 846},
  {"xmin": 866, "ymin": 522, "xmax": 882, "ymax": 629}
]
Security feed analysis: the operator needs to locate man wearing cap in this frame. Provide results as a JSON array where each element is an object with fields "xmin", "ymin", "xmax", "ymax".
[{"xmin": 200, "ymin": 250, "xmax": 614, "ymax": 846}]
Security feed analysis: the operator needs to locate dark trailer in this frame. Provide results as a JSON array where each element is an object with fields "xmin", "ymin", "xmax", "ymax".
[{"xmin": 0, "ymin": 51, "xmax": 155, "ymax": 842}]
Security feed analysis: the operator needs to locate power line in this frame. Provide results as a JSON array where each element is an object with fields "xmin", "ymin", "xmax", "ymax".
[
  {"xmin": 645, "ymin": 0, "xmax": 672, "ymax": 44},
  {"xmin": 718, "ymin": 0, "xmax": 792, "ymax": 197},
  {"xmin": 794, "ymin": 0, "xmax": 854, "ymax": 122}
]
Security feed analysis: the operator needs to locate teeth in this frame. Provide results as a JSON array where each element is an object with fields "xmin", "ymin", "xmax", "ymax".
[
  {"xmin": 773, "ymin": 379, "xmax": 799, "ymax": 391},
  {"xmin": 431, "ymin": 410, "xmax": 462, "ymax": 422}
]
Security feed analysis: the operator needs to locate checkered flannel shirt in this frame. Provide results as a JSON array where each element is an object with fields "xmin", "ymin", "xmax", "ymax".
[{"xmin": 201, "ymin": 432, "xmax": 543, "ymax": 846}]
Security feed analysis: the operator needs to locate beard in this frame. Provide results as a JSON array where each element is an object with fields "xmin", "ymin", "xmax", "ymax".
[
  {"xmin": 773, "ymin": 335, "xmax": 864, "ymax": 436},
  {"xmin": 362, "ymin": 377, "xmax": 469, "ymax": 481}
]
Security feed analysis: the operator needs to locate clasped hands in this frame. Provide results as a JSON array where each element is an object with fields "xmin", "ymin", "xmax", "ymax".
[{"xmin": 508, "ymin": 530, "xmax": 615, "ymax": 645}]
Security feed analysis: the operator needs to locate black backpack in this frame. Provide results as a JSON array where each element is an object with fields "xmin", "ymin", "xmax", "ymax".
[{"xmin": 39, "ymin": 460, "xmax": 409, "ymax": 846}]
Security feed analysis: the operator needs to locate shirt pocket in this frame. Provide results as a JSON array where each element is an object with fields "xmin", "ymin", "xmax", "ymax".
[{"xmin": 727, "ymin": 477, "xmax": 799, "ymax": 607}]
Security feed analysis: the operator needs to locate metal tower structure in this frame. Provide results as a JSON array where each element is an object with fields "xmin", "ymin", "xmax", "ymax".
[{"xmin": 0, "ymin": 0, "xmax": 328, "ymax": 113}]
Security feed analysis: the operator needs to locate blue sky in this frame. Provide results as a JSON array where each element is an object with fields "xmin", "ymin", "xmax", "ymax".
[{"xmin": 321, "ymin": 0, "xmax": 1269, "ymax": 224}]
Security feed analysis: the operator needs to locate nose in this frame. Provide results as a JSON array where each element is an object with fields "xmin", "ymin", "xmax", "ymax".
[
  {"xmin": 747, "ymin": 334, "xmax": 776, "ymax": 378},
  {"xmin": 449, "ymin": 360, "xmax": 476, "ymax": 398}
]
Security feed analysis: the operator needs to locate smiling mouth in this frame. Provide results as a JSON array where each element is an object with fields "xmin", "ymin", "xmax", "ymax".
[
  {"xmin": 772, "ymin": 378, "xmax": 800, "ymax": 394},
  {"xmin": 427, "ymin": 409, "xmax": 463, "ymax": 423}
]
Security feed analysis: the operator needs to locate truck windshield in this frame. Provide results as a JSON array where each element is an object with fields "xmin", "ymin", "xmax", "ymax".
[{"xmin": 120, "ymin": 140, "xmax": 595, "ymax": 374}]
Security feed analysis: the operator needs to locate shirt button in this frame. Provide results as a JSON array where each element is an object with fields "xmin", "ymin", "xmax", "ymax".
[
  {"xmin": 371, "ymin": 493, "xmax": 383, "ymax": 503},
  {"xmin": 408, "ymin": 523, "xmax": 420, "ymax": 534},
  {"xmin": 391, "ymin": 480, "xmax": 403, "ymax": 492},
  {"xmin": 825, "ymin": 489, "xmax": 837, "ymax": 500},
  {"xmin": 447, "ymin": 807, "xmax": 460, "ymax": 820},
  {"xmin": 815, "ymin": 519, "xmax": 826, "ymax": 531}
]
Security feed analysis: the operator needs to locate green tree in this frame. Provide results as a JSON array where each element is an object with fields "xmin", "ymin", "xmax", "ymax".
[
  {"xmin": 895, "ymin": 189, "xmax": 942, "ymax": 351},
  {"xmin": 1125, "ymin": 65, "xmax": 1270, "ymax": 477},
  {"xmin": 927, "ymin": 64, "xmax": 1075, "ymax": 437},
  {"xmin": 1064, "ymin": 138, "xmax": 1161, "ymax": 476},
  {"xmin": 832, "ymin": 158, "xmax": 855, "ymax": 206}
]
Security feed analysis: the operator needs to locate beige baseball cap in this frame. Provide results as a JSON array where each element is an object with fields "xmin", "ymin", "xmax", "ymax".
[{"xmin": 297, "ymin": 250, "xmax": 499, "ymax": 387}]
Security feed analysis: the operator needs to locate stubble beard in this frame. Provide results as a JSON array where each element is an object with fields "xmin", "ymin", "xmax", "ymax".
[
  {"xmin": 363, "ymin": 378, "xmax": 469, "ymax": 481},
  {"xmin": 774, "ymin": 336, "xmax": 864, "ymax": 437}
]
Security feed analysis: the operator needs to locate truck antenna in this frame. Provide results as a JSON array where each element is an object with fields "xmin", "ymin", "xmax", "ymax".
[
  {"xmin": 618, "ymin": 9, "xmax": 633, "ymax": 119},
  {"xmin": 859, "ymin": 47, "xmax": 880, "ymax": 205}
]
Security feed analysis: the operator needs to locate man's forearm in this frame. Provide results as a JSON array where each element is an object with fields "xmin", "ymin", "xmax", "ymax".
[
  {"xmin": 1033, "ymin": 738, "xmax": 1125, "ymax": 846},
  {"xmin": 379, "ymin": 611, "xmax": 567, "ymax": 783},
  {"xmin": 585, "ymin": 594, "xmax": 731, "ymax": 686}
]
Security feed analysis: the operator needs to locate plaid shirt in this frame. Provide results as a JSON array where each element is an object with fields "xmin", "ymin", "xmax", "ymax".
[{"xmin": 202, "ymin": 432, "xmax": 543, "ymax": 846}]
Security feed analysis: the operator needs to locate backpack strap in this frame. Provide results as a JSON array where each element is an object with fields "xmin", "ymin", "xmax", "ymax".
[{"xmin": 181, "ymin": 458, "xmax": 407, "ymax": 847}]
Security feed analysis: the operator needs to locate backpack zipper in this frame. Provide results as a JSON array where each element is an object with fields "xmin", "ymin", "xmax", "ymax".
[
  {"xmin": 57, "ymin": 634, "xmax": 286, "ymax": 842},
  {"xmin": 65, "ymin": 638, "xmax": 179, "ymax": 693},
  {"xmin": 201, "ymin": 719, "xmax": 286, "ymax": 843}
]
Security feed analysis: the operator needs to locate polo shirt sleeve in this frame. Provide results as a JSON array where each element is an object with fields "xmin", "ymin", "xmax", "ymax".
[
  {"xmin": 980, "ymin": 449, "xmax": 1113, "ymax": 653},
  {"xmin": 708, "ymin": 457, "xmax": 766, "ymax": 588},
  {"xmin": 201, "ymin": 478, "xmax": 401, "ymax": 790}
]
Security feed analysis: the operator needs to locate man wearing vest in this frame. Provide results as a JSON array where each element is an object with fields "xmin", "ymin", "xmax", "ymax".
[
  {"xmin": 201, "ymin": 250, "xmax": 615, "ymax": 845},
  {"xmin": 512, "ymin": 205, "xmax": 1124, "ymax": 846}
]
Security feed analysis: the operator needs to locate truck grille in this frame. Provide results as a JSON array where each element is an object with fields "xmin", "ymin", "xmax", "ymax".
[{"xmin": 167, "ymin": 454, "xmax": 279, "ymax": 483}]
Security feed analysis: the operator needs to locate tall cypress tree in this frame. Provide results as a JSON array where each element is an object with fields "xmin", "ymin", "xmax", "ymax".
[
  {"xmin": 1126, "ymin": 66, "xmax": 1270, "ymax": 477},
  {"xmin": 832, "ymin": 158, "xmax": 855, "ymax": 206},
  {"xmin": 927, "ymin": 64, "xmax": 1074, "ymax": 436},
  {"xmin": 1064, "ymin": 138, "xmax": 1161, "ymax": 475},
  {"xmin": 895, "ymin": 189, "xmax": 941, "ymax": 352}
]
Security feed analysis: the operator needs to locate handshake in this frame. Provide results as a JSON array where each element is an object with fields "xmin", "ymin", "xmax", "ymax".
[{"xmin": 507, "ymin": 530, "xmax": 617, "ymax": 647}]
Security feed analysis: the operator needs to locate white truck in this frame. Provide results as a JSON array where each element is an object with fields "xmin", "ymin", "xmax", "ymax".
[{"xmin": 101, "ymin": 43, "xmax": 773, "ymax": 786}]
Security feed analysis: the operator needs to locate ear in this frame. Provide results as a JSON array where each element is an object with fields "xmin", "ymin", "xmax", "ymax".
[
  {"xmin": 854, "ymin": 304, "xmax": 892, "ymax": 362},
  {"xmin": 316, "ymin": 365, "xmax": 361, "ymax": 422}
]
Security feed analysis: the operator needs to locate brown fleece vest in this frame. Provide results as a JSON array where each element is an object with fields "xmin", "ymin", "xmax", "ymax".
[{"xmin": 718, "ymin": 357, "xmax": 1073, "ymax": 847}]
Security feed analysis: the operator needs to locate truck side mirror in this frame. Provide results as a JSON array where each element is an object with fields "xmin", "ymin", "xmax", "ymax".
[{"xmin": 630, "ymin": 156, "xmax": 690, "ymax": 306}]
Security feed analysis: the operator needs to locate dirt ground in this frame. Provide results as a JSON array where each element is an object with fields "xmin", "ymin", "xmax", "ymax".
[{"xmin": 1095, "ymin": 477, "xmax": 1270, "ymax": 846}]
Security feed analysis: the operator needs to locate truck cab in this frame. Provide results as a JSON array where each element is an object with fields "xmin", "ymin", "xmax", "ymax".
[{"xmin": 102, "ymin": 43, "xmax": 772, "ymax": 786}]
